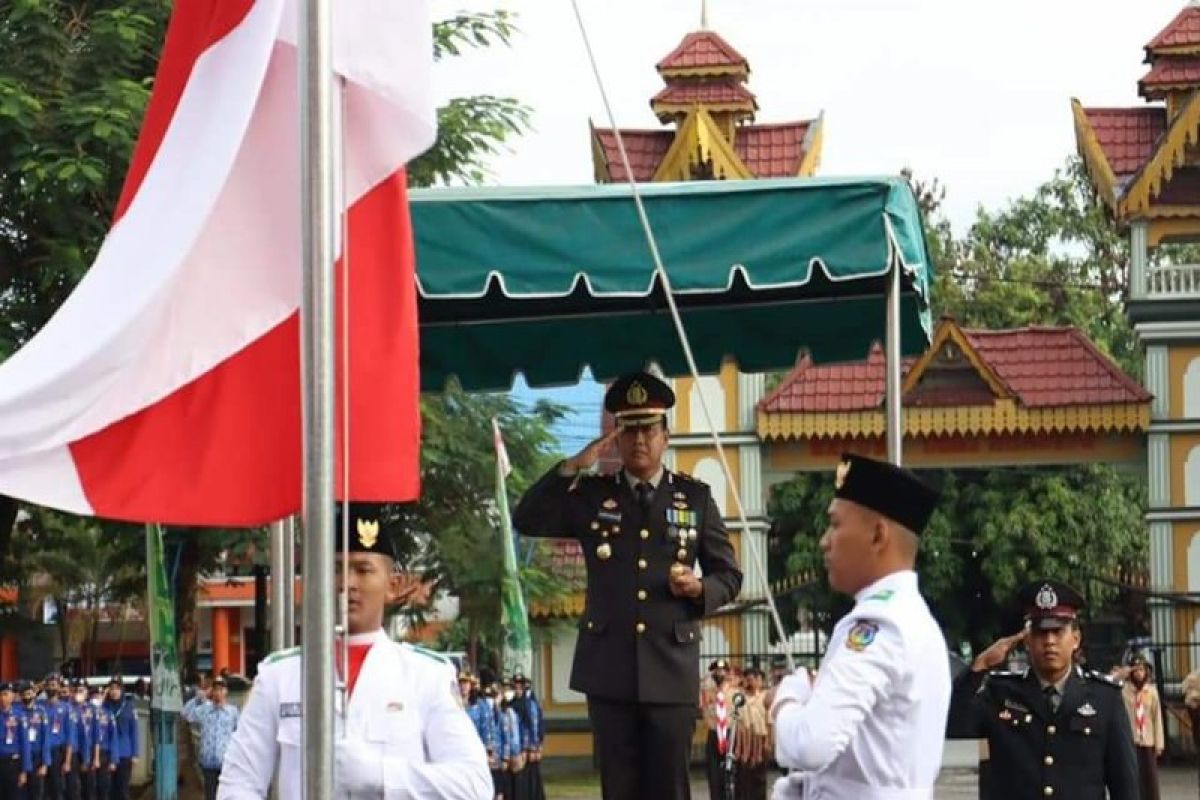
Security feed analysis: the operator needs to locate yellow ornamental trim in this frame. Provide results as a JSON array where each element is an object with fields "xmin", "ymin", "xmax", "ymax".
[
  {"xmin": 757, "ymin": 402, "xmax": 1150, "ymax": 441},
  {"xmin": 902, "ymin": 321, "xmax": 1011, "ymax": 400},
  {"xmin": 530, "ymin": 592, "xmax": 585, "ymax": 619},
  {"xmin": 652, "ymin": 107, "xmax": 751, "ymax": 182},
  {"xmin": 659, "ymin": 64, "xmax": 748, "ymax": 80},
  {"xmin": 797, "ymin": 113, "xmax": 825, "ymax": 177},
  {"xmin": 1120, "ymin": 91, "xmax": 1200, "ymax": 218},
  {"xmin": 1071, "ymin": 98, "xmax": 1120, "ymax": 213}
]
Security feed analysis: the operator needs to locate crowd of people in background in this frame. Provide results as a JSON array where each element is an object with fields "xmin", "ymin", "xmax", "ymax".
[
  {"xmin": 0, "ymin": 673, "xmax": 137, "ymax": 800},
  {"xmin": 458, "ymin": 670, "xmax": 546, "ymax": 800}
]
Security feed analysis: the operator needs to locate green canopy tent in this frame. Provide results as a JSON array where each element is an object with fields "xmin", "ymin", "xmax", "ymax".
[{"xmin": 411, "ymin": 177, "xmax": 935, "ymax": 407}]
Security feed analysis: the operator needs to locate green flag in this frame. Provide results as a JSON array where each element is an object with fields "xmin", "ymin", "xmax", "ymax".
[
  {"xmin": 146, "ymin": 523, "xmax": 181, "ymax": 800},
  {"xmin": 494, "ymin": 418, "xmax": 532, "ymax": 678}
]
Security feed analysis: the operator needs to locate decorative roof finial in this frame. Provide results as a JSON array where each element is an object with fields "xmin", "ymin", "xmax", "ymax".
[{"xmin": 701, "ymin": 0, "xmax": 710, "ymax": 29}]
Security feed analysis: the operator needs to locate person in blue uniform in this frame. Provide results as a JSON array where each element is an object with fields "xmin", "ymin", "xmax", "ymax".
[
  {"xmin": 513, "ymin": 371, "xmax": 742, "ymax": 800},
  {"xmin": 43, "ymin": 675, "xmax": 73, "ymax": 800},
  {"xmin": 512, "ymin": 675, "xmax": 544, "ymax": 800},
  {"xmin": 462, "ymin": 674, "xmax": 499, "ymax": 798},
  {"xmin": 65, "ymin": 680, "xmax": 91, "ymax": 800},
  {"xmin": 497, "ymin": 687, "xmax": 523, "ymax": 800},
  {"xmin": 20, "ymin": 679, "xmax": 51, "ymax": 800},
  {"xmin": 0, "ymin": 683, "xmax": 30, "ymax": 800},
  {"xmin": 103, "ymin": 679, "xmax": 136, "ymax": 800},
  {"xmin": 91, "ymin": 684, "xmax": 116, "ymax": 800},
  {"xmin": 947, "ymin": 579, "xmax": 1139, "ymax": 800}
]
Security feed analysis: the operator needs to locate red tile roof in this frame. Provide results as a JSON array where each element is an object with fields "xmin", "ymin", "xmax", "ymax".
[
  {"xmin": 734, "ymin": 122, "xmax": 813, "ymax": 178},
  {"xmin": 1140, "ymin": 56, "xmax": 1200, "ymax": 91},
  {"xmin": 1081, "ymin": 107, "xmax": 1167, "ymax": 179},
  {"xmin": 657, "ymin": 30, "xmax": 748, "ymax": 73},
  {"xmin": 652, "ymin": 81, "xmax": 756, "ymax": 108},
  {"xmin": 759, "ymin": 326, "xmax": 1148, "ymax": 414},
  {"xmin": 592, "ymin": 128, "xmax": 673, "ymax": 182},
  {"xmin": 1146, "ymin": 6, "xmax": 1200, "ymax": 52}
]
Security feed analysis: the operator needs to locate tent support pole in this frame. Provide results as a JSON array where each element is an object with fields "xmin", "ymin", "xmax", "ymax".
[
  {"xmin": 885, "ymin": 260, "xmax": 903, "ymax": 465},
  {"xmin": 270, "ymin": 518, "xmax": 296, "ymax": 651},
  {"xmin": 299, "ymin": 0, "xmax": 336, "ymax": 793}
]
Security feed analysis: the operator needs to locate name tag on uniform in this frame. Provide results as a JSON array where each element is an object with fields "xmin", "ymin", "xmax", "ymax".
[
  {"xmin": 280, "ymin": 702, "xmax": 302, "ymax": 718},
  {"xmin": 1003, "ymin": 698, "xmax": 1030, "ymax": 714},
  {"xmin": 386, "ymin": 701, "xmax": 404, "ymax": 713}
]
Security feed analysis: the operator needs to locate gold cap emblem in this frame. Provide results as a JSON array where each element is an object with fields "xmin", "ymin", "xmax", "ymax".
[
  {"xmin": 835, "ymin": 460, "xmax": 851, "ymax": 490},
  {"xmin": 626, "ymin": 381, "xmax": 649, "ymax": 406},
  {"xmin": 357, "ymin": 518, "xmax": 380, "ymax": 549}
]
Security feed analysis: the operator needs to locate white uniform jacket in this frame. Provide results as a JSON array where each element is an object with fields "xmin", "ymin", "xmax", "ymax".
[
  {"xmin": 217, "ymin": 630, "xmax": 491, "ymax": 800},
  {"xmin": 774, "ymin": 570, "xmax": 951, "ymax": 800}
]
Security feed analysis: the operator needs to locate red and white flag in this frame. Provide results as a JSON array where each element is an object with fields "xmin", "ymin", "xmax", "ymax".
[{"xmin": 0, "ymin": 0, "xmax": 434, "ymax": 525}]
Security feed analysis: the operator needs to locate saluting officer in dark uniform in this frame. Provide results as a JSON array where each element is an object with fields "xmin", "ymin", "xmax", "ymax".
[
  {"xmin": 946, "ymin": 579, "xmax": 1139, "ymax": 800},
  {"xmin": 513, "ymin": 371, "xmax": 742, "ymax": 800}
]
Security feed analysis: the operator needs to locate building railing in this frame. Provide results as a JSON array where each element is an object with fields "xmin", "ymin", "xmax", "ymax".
[{"xmin": 1145, "ymin": 263, "xmax": 1200, "ymax": 298}]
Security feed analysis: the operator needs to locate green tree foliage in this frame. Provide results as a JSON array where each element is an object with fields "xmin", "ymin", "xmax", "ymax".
[
  {"xmin": 771, "ymin": 160, "xmax": 1148, "ymax": 652},
  {"xmin": 0, "ymin": 3, "xmax": 538, "ymax": 672},
  {"xmin": 402, "ymin": 386, "xmax": 568, "ymax": 667}
]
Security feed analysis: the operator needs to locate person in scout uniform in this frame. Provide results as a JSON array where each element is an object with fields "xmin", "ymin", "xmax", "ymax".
[
  {"xmin": 947, "ymin": 579, "xmax": 1139, "ymax": 800},
  {"xmin": 513, "ymin": 370, "xmax": 742, "ymax": 800},
  {"xmin": 769, "ymin": 453, "xmax": 949, "ymax": 800},
  {"xmin": 217, "ymin": 503, "xmax": 491, "ymax": 799},
  {"xmin": 700, "ymin": 658, "xmax": 736, "ymax": 800}
]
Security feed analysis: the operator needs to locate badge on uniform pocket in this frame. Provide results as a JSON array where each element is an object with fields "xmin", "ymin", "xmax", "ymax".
[{"xmin": 280, "ymin": 702, "xmax": 302, "ymax": 718}]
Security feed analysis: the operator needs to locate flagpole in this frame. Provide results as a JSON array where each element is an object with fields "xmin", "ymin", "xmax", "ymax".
[{"xmin": 298, "ymin": 0, "xmax": 336, "ymax": 794}]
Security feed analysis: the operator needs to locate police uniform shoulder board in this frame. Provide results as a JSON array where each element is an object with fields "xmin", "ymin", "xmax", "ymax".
[{"xmin": 1084, "ymin": 668, "xmax": 1122, "ymax": 689}]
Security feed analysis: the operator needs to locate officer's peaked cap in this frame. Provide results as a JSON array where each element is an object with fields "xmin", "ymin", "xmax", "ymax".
[{"xmin": 605, "ymin": 371, "xmax": 674, "ymax": 427}]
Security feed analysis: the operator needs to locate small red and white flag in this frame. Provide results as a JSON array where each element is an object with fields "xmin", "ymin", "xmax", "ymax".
[{"xmin": 0, "ymin": 0, "xmax": 434, "ymax": 525}]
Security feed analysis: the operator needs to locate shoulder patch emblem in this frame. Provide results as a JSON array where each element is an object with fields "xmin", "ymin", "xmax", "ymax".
[
  {"xmin": 846, "ymin": 621, "xmax": 879, "ymax": 652},
  {"xmin": 1085, "ymin": 669, "xmax": 1122, "ymax": 688},
  {"xmin": 865, "ymin": 589, "xmax": 895, "ymax": 603}
]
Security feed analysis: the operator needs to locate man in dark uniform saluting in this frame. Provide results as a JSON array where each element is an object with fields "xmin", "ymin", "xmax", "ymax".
[
  {"xmin": 513, "ymin": 371, "xmax": 742, "ymax": 800},
  {"xmin": 946, "ymin": 579, "xmax": 1138, "ymax": 800}
]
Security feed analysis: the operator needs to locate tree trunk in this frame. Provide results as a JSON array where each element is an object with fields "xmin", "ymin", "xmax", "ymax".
[{"xmin": 54, "ymin": 595, "xmax": 68, "ymax": 673}]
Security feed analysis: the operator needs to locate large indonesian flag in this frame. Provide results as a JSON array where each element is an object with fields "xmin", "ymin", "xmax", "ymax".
[{"xmin": 0, "ymin": 0, "xmax": 434, "ymax": 525}]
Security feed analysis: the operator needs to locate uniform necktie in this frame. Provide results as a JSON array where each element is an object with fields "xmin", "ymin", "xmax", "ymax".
[
  {"xmin": 1044, "ymin": 685, "xmax": 1061, "ymax": 714},
  {"xmin": 636, "ymin": 481, "xmax": 654, "ymax": 511}
]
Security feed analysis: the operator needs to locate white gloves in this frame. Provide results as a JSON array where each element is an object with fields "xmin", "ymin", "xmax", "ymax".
[
  {"xmin": 769, "ymin": 667, "xmax": 812, "ymax": 722},
  {"xmin": 771, "ymin": 773, "xmax": 805, "ymax": 799},
  {"xmin": 334, "ymin": 738, "xmax": 385, "ymax": 796}
]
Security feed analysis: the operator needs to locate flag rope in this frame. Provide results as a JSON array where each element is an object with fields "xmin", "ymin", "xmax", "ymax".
[{"xmin": 568, "ymin": 0, "xmax": 794, "ymax": 670}]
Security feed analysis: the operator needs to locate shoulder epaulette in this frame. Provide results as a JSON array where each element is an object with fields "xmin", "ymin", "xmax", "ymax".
[
  {"xmin": 264, "ymin": 646, "xmax": 301, "ymax": 665},
  {"xmin": 404, "ymin": 643, "xmax": 453, "ymax": 666},
  {"xmin": 1085, "ymin": 669, "xmax": 1122, "ymax": 688},
  {"xmin": 671, "ymin": 470, "xmax": 707, "ymax": 488}
]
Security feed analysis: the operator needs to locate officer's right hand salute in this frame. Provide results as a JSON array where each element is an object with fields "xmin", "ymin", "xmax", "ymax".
[
  {"xmin": 971, "ymin": 629, "xmax": 1027, "ymax": 673},
  {"xmin": 560, "ymin": 428, "xmax": 619, "ymax": 474}
]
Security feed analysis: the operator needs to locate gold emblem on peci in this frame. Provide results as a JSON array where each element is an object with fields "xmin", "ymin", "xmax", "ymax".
[
  {"xmin": 357, "ymin": 518, "xmax": 380, "ymax": 549},
  {"xmin": 626, "ymin": 381, "xmax": 649, "ymax": 406},
  {"xmin": 835, "ymin": 460, "xmax": 851, "ymax": 490}
]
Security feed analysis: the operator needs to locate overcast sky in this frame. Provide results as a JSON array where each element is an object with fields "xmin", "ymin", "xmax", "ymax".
[
  {"xmin": 459, "ymin": 1, "xmax": 1187, "ymax": 448},
  {"xmin": 433, "ymin": 0, "xmax": 1186, "ymax": 233}
]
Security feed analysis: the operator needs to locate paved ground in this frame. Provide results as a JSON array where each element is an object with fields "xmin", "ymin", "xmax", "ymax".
[{"xmin": 544, "ymin": 764, "xmax": 1200, "ymax": 798}]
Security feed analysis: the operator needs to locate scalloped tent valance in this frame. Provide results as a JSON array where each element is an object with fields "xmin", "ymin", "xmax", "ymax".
[{"xmin": 410, "ymin": 177, "xmax": 935, "ymax": 391}]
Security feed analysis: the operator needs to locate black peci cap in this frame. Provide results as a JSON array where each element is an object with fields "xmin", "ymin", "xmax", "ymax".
[
  {"xmin": 334, "ymin": 502, "xmax": 397, "ymax": 560},
  {"xmin": 833, "ymin": 453, "xmax": 940, "ymax": 534}
]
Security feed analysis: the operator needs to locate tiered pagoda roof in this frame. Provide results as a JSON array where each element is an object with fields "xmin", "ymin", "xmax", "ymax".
[
  {"xmin": 758, "ymin": 318, "xmax": 1149, "ymax": 441},
  {"xmin": 592, "ymin": 26, "xmax": 823, "ymax": 182},
  {"xmin": 1073, "ymin": 2, "xmax": 1200, "ymax": 236}
]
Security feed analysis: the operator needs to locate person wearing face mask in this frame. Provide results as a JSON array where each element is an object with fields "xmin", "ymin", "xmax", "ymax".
[
  {"xmin": 513, "ymin": 371, "xmax": 742, "ymax": 800},
  {"xmin": 1118, "ymin": 654, "xmax": 1164, "ymax": 800},
  {"xmin": 65, "ymin": 680, "xmax": 91, "ymax": 800},
  {"xmin": 19, "ymin": 680, "xmax": 51, "ymax": 800},
  {"xmin": 216, "ymin": 504, "xmax": 491, "ymax": 799},
  {"xmin": 496, "ymin": 684, "xmax": 523, "ymax": 800},
  {"xmin": 768, "ymin": 454, "xmax": 948, "ymax": 800},
  {"xmin": 90, "ymin": 686, "xmax": 116, "ymax": 800},
  {"xmin": 947, "ymin": 580, "xmax": 1139, "ymax": 800},
  {"xmin": 462, "ymin": 675, "xmax": 499, "ymax": 798}
]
